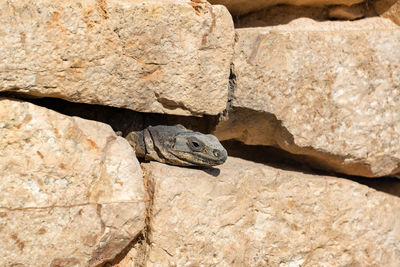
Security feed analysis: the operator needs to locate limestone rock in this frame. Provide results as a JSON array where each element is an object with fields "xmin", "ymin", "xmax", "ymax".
[
  {"xmin": 209, "ymin": 0, "xmax": 364, "ymax": 16},
  {"xmin": 374, "ymin": 0, "xmax": 400, "ymax": 25},
  {"xmin": 113, "ymin": 246, "xmax": 145, "ymax": 267},
  {"xmin": 0, "ymin": 98, "xmax": 146, "ymax": 266},
  {"xmin": 0, "ymin": 0, "xmax": 234, "ymax": 116},
  {"xmin": 328, "ymin": 4, "xmax": 368, "ymax": 20},
  {"xmin": 139, "ymin": 157, "xmax": 400, "ymax": 266},
  {"xmin": 215, "ymin": 18, "xmax": 400, "ymax": 177}
]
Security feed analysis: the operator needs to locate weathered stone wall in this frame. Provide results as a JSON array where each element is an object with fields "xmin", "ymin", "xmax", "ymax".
[{"xmin": 1, "ymin": 0, "xmax": 400, "ymax": 266}]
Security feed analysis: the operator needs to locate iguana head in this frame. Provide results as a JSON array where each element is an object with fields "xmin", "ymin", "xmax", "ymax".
[
  {"xmin": 169, "ymin": 131, "xmax": 228, "ymax": 166},
  {"xmin": 144, "ymin": 125, "xmax": 228, "ymax": 167}
]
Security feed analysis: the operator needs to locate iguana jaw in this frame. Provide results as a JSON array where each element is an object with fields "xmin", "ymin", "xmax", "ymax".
[{"xmin": 170, "ymin": 149, "xmax": 228, "ymax": 166}]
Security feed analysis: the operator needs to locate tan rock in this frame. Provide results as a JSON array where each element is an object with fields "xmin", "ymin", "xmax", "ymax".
[
  {"xmin": 0, "ymin": 0, "xmax": 234, "ymax": 116},
  {"xmin": 113, "ymin": 245, "xmax": 145, "ymax": 267},
  {"xmin": 235, "ymin": 2, "xmax": 384, "ymax": 30},
  {"xmin": 234, "ymin": 5, "xmax": 330, "ymax": 28},
  {"xmin": 0, "ymin": 98, "xmax": 145, "ymax": 266},
  {"xmin": 328, "ymin": 4, "xmax": 367, "ymax": 20},
  {"xmin": 215, "ymin": 18, "xmax": 400, "ymax": 177},
  {"xmin": 138, "ymin": 157, "xmax": 400, "ymax": 266},
  {"xmin": 374, "ymin": 0, "xmax": 400, "ymax": 25},
  {"xmin": 209, "ymin": 0, "xmax": 364, "ymax": 16}
]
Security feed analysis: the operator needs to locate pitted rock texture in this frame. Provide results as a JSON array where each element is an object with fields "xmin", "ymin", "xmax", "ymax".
[
  {"xmin": 134, "ymin": 157, "xmax": 400, "ymax": 266},
  {"xmin": 0, "ymin": 0, "xmax": 234, "ymax": 116},
  {"xmin": 209, "ymin": 0, "xmax": 364, "ymax": 16},
  {"xmin": 0, "ymin": 98, "xmax": 145, "ymax": 266},
  {"xmin": 215, "ymin": 18, "xmax": 400, "ymax": 177}
]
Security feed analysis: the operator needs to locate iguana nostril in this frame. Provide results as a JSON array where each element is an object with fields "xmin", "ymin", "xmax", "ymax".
[{"xmin": 213, "ymin": 149, "xmax": 221, "ymax": 157}]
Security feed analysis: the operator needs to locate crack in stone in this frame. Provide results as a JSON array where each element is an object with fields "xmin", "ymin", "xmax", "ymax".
[
  {"xmin": 225, "ymin": 62, "xmax": 236, "ymax": 114},
  {"xmin": 96, "ymin": 204, "xmax": 106, "ymax": 238},
  {"xmin": 154, "ymin": 92, "xmax": 202, "ymax": 116},
  {"xmin": 142, "ymin": 164, "xmax": 156, "ymax": 265},
  {"xmin": 200, "ymin": 5, "xmax": 217, "ymax": 49},
  {"xmin": 0, "ymin": 201, "xmax": 143, "ymax": 212},
  {"xmin": 97, "ymin": 166, "xmax": 155, "ymax": 266}
]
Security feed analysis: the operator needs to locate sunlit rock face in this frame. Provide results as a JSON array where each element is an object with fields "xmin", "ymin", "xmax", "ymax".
[
  {"xmin": 0, "ymin": 0, "xmax": 234, "ymax": 116},
  {"xmin": 138, "ymin": 157, "xmax": 400, "ymax": 266},
  {"xmin": 1, "ymin": 0, "xmax": 400, "ymax": 265},
  {"xmin": 0, "ymin": 98, "xmax": 146, "ymax": 266},
  {"xmin": 215, "ymin": 18, "xmax": 400, "ymax": 177}
]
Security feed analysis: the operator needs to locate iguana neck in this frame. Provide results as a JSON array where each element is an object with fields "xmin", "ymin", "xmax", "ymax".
[{"xmin": 125, "ymin": 130, "xmax": 146, "ymax": 157}]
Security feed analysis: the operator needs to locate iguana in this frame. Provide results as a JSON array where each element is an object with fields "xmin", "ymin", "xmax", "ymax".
[{"xmin": 124, "ymin": 125, "xmax": 227, "ymax": 167}]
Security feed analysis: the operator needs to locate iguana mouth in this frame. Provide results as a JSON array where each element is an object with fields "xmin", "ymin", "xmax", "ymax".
[{"xmin": 171, "ymin": 150, "xmax": 227, "ymax": 166}]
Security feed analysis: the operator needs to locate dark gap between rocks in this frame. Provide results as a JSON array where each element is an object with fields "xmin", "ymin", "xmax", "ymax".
[
  {"xmin": 222, "ymin": 140, "xmax": 317, "ymax": 175},
  {"xmin": 0, "ymin": 93, "xmax": 218, "ymax": 136},
  {"xmin": 234, "ymin": 2, "xmax": 379, "ymax": 28},
  {"xmin": 224, "ymin": 62, "xmax": 236, "ymax": 116},
  {"xmin": 224, "ymin": 140, "xmax": 400, "ymax": 198},
  {"xmin": 97, "ymin": 162, "xmax": 156, "ymax": 267},
  {"xmin": 3, "ymin": 93, "xmax": 399, "ymax": 198},
  {"xmin": 100, "ymin": 232, "xmax": 146, "ymax": 267}
]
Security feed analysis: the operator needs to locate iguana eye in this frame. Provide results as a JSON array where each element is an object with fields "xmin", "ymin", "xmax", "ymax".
[
  {"xmin": 187, "ymin": 137, "xmax": 204, "ymax": 152},
  {"xmin": 165, "ymin": 139, "xmax": 175, "ymax": 149}
]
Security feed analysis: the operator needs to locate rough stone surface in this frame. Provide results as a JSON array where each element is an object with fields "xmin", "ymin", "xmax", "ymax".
[
  {"xmin": 0, "ymin": 0, "xmax": 234, "ymax": 116},
  {"xmin": 215, "ymin": 18, "xmax": 400, "ymax": 177},
  {"xmin": 0, "ymin": 98, "xmax": 146, "ymax": 266},
  {"xmin": 139, "ymin": 157, "xmax": 400, "ymax": 266},
  {"xmin": 209, "ymin": 0, "xmax": 364, "ymax": 16}
]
